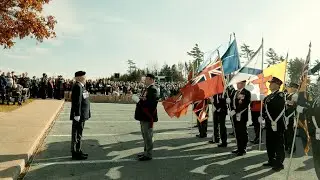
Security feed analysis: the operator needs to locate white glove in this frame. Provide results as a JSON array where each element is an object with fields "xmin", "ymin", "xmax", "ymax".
[
  {"xmin": 74, "ymin": 116, "xmax": 80, "ymax": 121},
  {"xmin": 229, "ymin": 110, "xmax": 236, "ymax": 116},
  {"xmin": 259, "ymin": 94, "xmax": 265, "ymax": 100},
  {"xmin": 258, "ymin": 116, "xmax": 264, "ymax": 123},
  {"xmin": 226, "ymin": 98, "xmax": 231, "ymax": 104},
  {"xmin": 296, "ymin": 105, "xmax": 304, "ymax": 113}
]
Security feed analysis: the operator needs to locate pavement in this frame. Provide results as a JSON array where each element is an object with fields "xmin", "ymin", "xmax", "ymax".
[
  {"xmin": 23, "ymin": 103, "xmax": 317, "ymax": 180},
  {"xmin": 0, "ymin": 100, "xmax": 64, "ymax": 180}
]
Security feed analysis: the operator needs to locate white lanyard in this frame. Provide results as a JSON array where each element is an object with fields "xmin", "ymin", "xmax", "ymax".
[{"xmin": 266, "ymin": 104, "xmax": 285, "ymax": 123}]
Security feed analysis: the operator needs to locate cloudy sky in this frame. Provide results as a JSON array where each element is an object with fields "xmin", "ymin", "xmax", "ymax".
[{"xmin": 1, "ymin": 0, "xmax": 319, "ymax": 78}]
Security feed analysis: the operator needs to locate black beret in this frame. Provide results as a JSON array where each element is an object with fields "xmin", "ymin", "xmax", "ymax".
[
  {"xmin": 289, "ymin": 82, "xmax": 299, "ymax": 88},
  {"xmin": 146, "ymin": 73, "xmax": 155, "ymax": 79},
  {"xmin": 268, "ymin": 77, "xmax": 282, "ymax": 86},
  {"xmin": 75, "ymin": 71, "xmax": 86, "ymax": 77}
]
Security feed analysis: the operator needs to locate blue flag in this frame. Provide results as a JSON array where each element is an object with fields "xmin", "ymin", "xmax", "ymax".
[{"xmin": 221, "ymin": 39, "xmax": 241, "ymax": 74}]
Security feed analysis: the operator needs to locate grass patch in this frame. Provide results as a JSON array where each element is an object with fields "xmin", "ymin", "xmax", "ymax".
[{"xmin": 0, "ymin": 99, "xmax": 34, "ymax": 112}]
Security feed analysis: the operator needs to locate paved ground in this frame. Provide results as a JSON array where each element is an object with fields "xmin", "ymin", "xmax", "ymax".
[{"xmin": 24, "ymin": 103, "xmax": 317, "ymax": 180}]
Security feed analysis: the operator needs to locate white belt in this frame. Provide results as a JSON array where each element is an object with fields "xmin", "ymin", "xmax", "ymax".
[
  {"xmin": 266, "ymin": 104, "xmax": 285, "ymax": 131},
  {"xmin": 312, "ymin": 116, "xmax": 319, "ymax": 129},
  {"xmin": 284, "ymin": 112, "xmax": 295, "ymax": 127}
]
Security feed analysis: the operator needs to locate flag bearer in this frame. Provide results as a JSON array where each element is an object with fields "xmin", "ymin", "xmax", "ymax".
[
  {"xmin": 284, "ymin": 82, "xmax": 299, "ymax": 153},
  {"xmin": 227, "ymin": 80, "xmax": 251, "ymax": 156},
  {"xmin": 261, "ymin": 77, "xmax": 286, "ymax": 171}
]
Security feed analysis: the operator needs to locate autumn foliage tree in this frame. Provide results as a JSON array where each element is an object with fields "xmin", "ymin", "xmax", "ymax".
[{"xmin": 0, "ymin": 0, "xmax": 57, "ymax": 48}]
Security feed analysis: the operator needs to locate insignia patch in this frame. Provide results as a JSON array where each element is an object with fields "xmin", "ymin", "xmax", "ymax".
[{"xmin": 279, "ymin": 93, "xmax": 284, "ymax": 97}]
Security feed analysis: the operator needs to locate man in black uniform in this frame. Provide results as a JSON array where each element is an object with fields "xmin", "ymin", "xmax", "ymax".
[
  {"xmin": 69, "ymin": 71, "xmax": 91, "ymax": 160},
  {"xmin": 304, "ymin": 95, "xmax": 320, "ymax": 178},
  {"xmin": 228, "ymin": 80, "xmax": 251, "ymax": 156},
  {"xmin": 284, "ymin": 82, "xmax": 298, "ymax": 153},
  {"xmin": 210, "ymin": 93, "xmax": 228, "ymax": 147},
  {"xmin": 135, "ymin": 74, "xmax": 159, "ymax": 161},
  {"xmin": 261, "ymin": 77, "xmax": 286, "ymax": 171}
]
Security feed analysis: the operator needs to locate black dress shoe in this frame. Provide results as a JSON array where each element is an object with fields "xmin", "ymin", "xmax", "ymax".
[
  {"xmin": 138, "ymin": 156, "xmax": 152, "ymax": 161},
  {"xmin": 79, "ymin": 151, "xmax": 88, "ymax": 157},
  {"xmin": 232, "ymin": 149, "xmax": 239, "ymax": 154},
  {"xmin": 262, "ymin": 162, "xmax": 273, "ymax": 167},
  {"xmin": 218, "ymin": 143, "xmax": 227, "ymax": 147},
  {"xmin": 208, "ymin": 140, "xmax": 220, "ymax": 144},
  {"xmin": 137, "ymin": 153, "xmax": 144, "ymax": 158},
  {"xmin": 250, "ymin": 139, "xmax": 261, "ymax": 144},
  {"xmin": 196, "ymin": 134, "xmax": 207, "ymax": 138},
  {"xmin": 72, "ymin": 154, "xmax": 88, "ymax": 160},
  {"xmin": 236, "ymin": 151, "xmax": 246, "ymax": 156},
  {"xmin": 272, "ymin": 165, "xmax": 284, "ymax": 172}
]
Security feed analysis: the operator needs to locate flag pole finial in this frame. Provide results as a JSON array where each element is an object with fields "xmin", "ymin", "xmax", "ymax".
[{"xmin": 309, "ymin": 42, "xmax": 312, "ymax": 48}]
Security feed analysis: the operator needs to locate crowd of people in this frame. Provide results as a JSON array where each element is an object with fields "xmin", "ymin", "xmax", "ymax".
[{"xmin": 0, "ymin": 70, "xmax": 185, "ymax": 105}]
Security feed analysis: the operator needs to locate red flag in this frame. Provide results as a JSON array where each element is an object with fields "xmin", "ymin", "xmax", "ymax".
[
  {"xmin": 193, "ymin": 100, "xmax": 209, "ymax": 122},
  {"xmin": 162, "ymin": 60, "xmax": 224, "ymax": 119},
  {"xmin": 180, "ymin": 60, "xmax": 224, "ymax": 104}
]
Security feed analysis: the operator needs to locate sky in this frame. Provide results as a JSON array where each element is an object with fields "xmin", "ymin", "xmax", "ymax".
[{"xmin": 1, "ymin": 0, "xmax": 320, "ymax": 79}]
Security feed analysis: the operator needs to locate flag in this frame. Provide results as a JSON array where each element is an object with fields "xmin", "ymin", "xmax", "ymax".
[
  {"xmin": 193, "ymin": 100, "xmax": 209, "ymax": 122},
  {"xmin": 162, "ymin": 60, "xmax": 224, "ymax": 119},
  {"xmin": 162, "ymin": 94, "xmax": 189, "ymax": 118},
  {"xmin": 297, "ymin": 43, "xmax": 312, "ymax": 155},
  {"xmin": 180, "ymin": 60, "xmax": 225, "ymax": 104},
  {"xmin": 221, "ymin": 39, "xmax": 241, "ymax": 74},
  {"xmin": 228, "ymin": 41, "xmax": 263, "ymax": 100},
  {"xmin": 251, "ymin": 60, "xmax": 287, "ymax": 95}
]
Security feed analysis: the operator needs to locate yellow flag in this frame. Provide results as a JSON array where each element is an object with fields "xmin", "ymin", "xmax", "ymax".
[{"xmin": 263, "ymin": 60, "xmax": 287, "ymax": 94}]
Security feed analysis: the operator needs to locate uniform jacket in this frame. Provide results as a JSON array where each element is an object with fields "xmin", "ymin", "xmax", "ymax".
[
  {"xmin": 285, "ymin": 93, "xmax": 298, "ymax": 117},
  {"xmin": 135, "ymin": 84, "xmax": 159, "ymax": 123},
  {"xmin": 70, "ymin": 82, "xmax": 91, "ymax": 121},
  {"xmin": 213, "ymin": 93, "xmax": 227, "ymax": 114},
  {"xmin": 230, "ymin": 88, "xmax": 251, "ymax": 120},
  {"xmin": 262, "ymin": 90, "xmax": 286, "ymax": 132}
]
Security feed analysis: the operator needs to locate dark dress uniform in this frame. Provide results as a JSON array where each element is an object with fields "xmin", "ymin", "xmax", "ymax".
[
  {"xmin": 262, "ymin": 88, "xmax": 286, "ymax": 171},
  {"xmin": 230, "ymin": 87, "xmax": 251, "ymax": 155},
  {"xmin": 69, "ymin": 71, "xmax": 91, "ymax": 160},
  {"xmin": 135, "ymin": 75, "xmax": 159, "ymax": 161},
  {"xmin": 306, "ymin": 96, "xmax": 320, "ymax": 178},
  {"xmin": 212, "ymin": 93, "xmax": 228, "ymax": 146},
  {"xmin": 284, "ymin": 91, "xmax": 298, "ymax": 153}
]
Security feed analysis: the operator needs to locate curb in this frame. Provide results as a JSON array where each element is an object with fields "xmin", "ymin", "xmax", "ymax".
[{"xmin": 10, "ymin": 100, "xmax": 65, "ymax": 180}]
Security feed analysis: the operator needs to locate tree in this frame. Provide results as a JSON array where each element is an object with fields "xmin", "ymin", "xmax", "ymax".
[
  {"xmin": 127, "ymin": 60, "xmax": 136, "ymax": 74},
  {"xmin": 240, "ymin": 43, "xmax": 254, "ymax": 61},
  {"xmin": 187, "ymin": 44, "xmax": 204, "ymax": 71},
  {"xmin": 287, "ymin": 58, "xmax": 304, "ymax": 84},
  {"xmin": 266, "ymin": 48, "xmax": 280, "ymax": 65},
  {"xmin": 0, "ymin": 0, "xmax": 57, "ymax": 48}
]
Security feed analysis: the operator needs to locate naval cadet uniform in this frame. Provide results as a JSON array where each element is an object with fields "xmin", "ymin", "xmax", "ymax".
[
  {"xmin": 284, "ymin": 90, "xmax": 298, "ymax": 153},
  {"xmin": 230, "ymin": 86, "xmax": 251, "ymax": 155},
  {"xmin": 212, "ymin": 93, "xmax": 228, "ymax": 146},
  {"xmin": 307, "ymin": 96, "xmax": 320, "ymax": 178},
  {"xmin": 262, "ymin": 85, "xmax": 286, "ymax": 171}
]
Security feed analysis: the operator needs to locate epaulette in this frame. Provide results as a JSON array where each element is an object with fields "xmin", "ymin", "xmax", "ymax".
[{"xmin": 277, "ymin": 91, "xmax": 284, "ymax": 98}]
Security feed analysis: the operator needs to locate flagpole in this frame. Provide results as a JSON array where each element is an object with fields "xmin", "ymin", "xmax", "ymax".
[
  {"xmin": 259, "ymin": 38, "xmax": 264, "ymax": 151},
  {"xmin": 283, "ymin": 52, "xmax": 289, "ymax": 90},
  {"xmin": 286, "ymin": 42, "xmax": 311, "ymax": 180}
]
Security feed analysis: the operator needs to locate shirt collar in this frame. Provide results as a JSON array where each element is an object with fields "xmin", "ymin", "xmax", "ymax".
[
  {"xmin": 147, "ymin": 83, "xmax": 155, "ymax": 88},
  {"xmin": 78, "ymin": 81, "xmax": 84, "ymax": 87}
]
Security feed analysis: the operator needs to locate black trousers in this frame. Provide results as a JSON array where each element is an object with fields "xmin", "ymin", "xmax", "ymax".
[
  {"xmin": 233, "ymin": 116, "xmax": 248, "ymax": 152},
  {"xmin": 266, "ymin": 128, "xmax": 285, "ymax": 166},
  {"xmin": 213, "ymin": 112, "xmax": 227, "ymax": 143},
  {"xmin": 0, "ymin": 89, "xmax": 5, "ymax": 103},
  {"xmin": 71, "ymin": 120, "xmax": 85, "ymax": 153},
  {"xmin": 284, "ymin": 117, "xmax": 295, "ymax": 150},
  {"xmin": 251, "ymin": 111, "xmax": 261, "ymax": 140},
  {"xmin": 197, "ymin": 119, "xmax": 208, "ymax": 137}
]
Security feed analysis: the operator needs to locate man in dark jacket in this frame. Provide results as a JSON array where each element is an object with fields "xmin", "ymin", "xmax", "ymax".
[
  {"xmin": 69, "ymin": 71, "xmax": 91, "ymax": 160},
  {"xmin": 0, "ymin": 72, "xmax": 7, "ymax": 104},
  {"xmin": 135, "ymin": 74, "xmax": 159, "ymax": 161}
]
